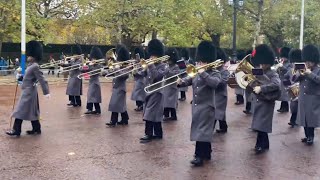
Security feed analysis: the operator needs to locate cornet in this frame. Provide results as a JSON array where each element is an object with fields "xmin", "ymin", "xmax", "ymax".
[
  {"xmin": 105, "ymin": 55, "xmax": 170, "ymax": 80},
  {"xmin": 144, "ymin": 59, "xmax": 224, "ymax": 94}
]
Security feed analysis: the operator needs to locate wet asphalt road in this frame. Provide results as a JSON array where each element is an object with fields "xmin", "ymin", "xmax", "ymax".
[{"xmin": 0, "ymin": 82, "xmax": 319, "ymax": 180}]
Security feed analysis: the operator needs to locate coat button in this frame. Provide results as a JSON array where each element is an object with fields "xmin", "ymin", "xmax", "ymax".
[
  {"xmin": 197, "ymin": 87, "xmax": 199, "ymax": 89},
  {"xmin": 304, "ymin": 86, "xmax": 306, "ymax": 88},
  {"xmin": 195, "ymin": 104, "xmax": 197, "ymax": 106},
  {"xmin": 195, "ymin": 95, "xmax": 197, "ymax": 97},
  {"xmin": 304, "ymin": 93, "xmax": 306, "ymax": 95}
]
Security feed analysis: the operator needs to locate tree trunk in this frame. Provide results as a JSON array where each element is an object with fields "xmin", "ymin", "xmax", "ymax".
[
  {"xmin": 252, "ymin": 0, "xmax": 264, "ymax": 49},
  {"xmin": 0, "ymin": 40, "xmax": 3, "ymax": 57},
  {"xmin": 210, "ymin": 34, "xmax": 221, "ymax": 47},
  {"xmin": 152, "ymin": 31, "xmax": 157, "ymax": 39}
]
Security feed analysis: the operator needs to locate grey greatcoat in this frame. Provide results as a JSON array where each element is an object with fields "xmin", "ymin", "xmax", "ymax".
[
  {"xmin": 278, "ymin": 62, "xmax": 292, "ymax": 101},
  {"xmin": 108, "ymin": 69, "xmax": 129, "ymax": 113},
  {"xmin": 12, "ymin": 62, "xmax": 49, "ymax": 121},
  {"xmin": 83, "ymin": 64, "xmax": 102, "ymax": 103},
  {"xmin": 66, "ymin": 58, "xmax": 83, "ymax": 96},
  {"xmin": 163, "ymin": 64, "xmax": 180, "ymax": 108},
  {"xmin": 251, "ymin": 69, "xmax": 281, "ymax": 133},
  {"xmin": 293, "ymin": 66, "xmax": 320, "ymax": 128},
  {"xmin": 215, "ymin": 67, "xmax": 229, "ymax": 121},
  {"xmin": 131, "ymin": 70, "xmax": 146, "ymax": 102},
  {"xmin": 143, "ymin": 63, "xmax": 166, "ymax": 122},
  {"xmin": 180, "ymin": 70, "xmax": 222, "ymax": 142}
]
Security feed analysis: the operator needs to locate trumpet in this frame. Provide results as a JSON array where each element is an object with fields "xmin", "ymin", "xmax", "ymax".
[
  {"xmin": 105, "ymin": 55, "xmax": 170, "ymax": 79},
  {"xmin": 40, "ymin": 54, "xmax": 84, "ymax": 69},
  {"xmin": 144, "ymin": 59, "xmax": 224, "ymax": 94}
]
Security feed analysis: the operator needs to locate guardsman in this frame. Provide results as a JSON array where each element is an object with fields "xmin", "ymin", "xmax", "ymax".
[
  {"xmin": 178, "ymin": 41, "xmax": 222, "ymax": 167},
  {"xmin": 163, "ymin": 48, "xmax": 180, "ymax": 121},
  {"xmin": 6, "ymin": 41, "xmax": 50, "ymax": 136},
  {"xmin": 250, "ymin": 44, "xmax": 281, "ymax": 154},
  {"xmin": 139, "ymin": 39, "xmax": 166, "ymax": 143},
  {"xmin": 277, "ymin": 47, "xmax": 291, "ymax": 113},
  {"xmin": 293, "ymin": 45, "xmax": 320, "ymax": 145},
  {"xmin": 106, "ymin": 46, "xmax": 130, "ymax": 126},
  {"xmin": 131, "ymin": 47, "xmax": 146, "ymax": 112},
  {"xmin": 82, "ymin": 46, "xmax": 103, "ymax": 115}
]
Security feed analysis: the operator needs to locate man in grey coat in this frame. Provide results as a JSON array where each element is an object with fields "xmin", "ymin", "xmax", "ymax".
[
  {"xmin": 283, "ymin": 49, "xmax": 302, "ymax": 127},
  {"xmin": 277, "ymin": 47, "xmax": 291, "ymax": 113},
  {"xmin": 131, "ymin": 47, "xmax": 146, "ymax": 112},
  {"xmin": 106, "ymin": 46, "xmax": 130, "ymax": 126},
  {"xmin": 81, "ymin": 46, "xmax": 103, "ymax": 115},
  {"xmin": 139, "ymin": 39, "xmax": 167, "ymax": 143},
  {"xmin": 163, "ymin": 48, "xmax": 180, "ymax": 121},
  {"xmin": 178, "ymin": 41, "xmax": 222, "ymax": 167},
  {"xmin": 64, "ymin": 44, "xmax": 83, "ymax": 107},
  {"xmin": 215, "ymin": 48, "xmax": 230, "ymax": 133},
  {"xmin": 250, "ymin": 44, "xmax": 281, "ymax": 154},
  {"xmin": 7, "ymin": 41, "xmax": 50, "ymax": 137},
  {"xmin": 293, "ymin": 45, "xmax": 320, "ymax": 145}
]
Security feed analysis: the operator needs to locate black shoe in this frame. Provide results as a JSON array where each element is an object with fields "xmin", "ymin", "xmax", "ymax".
[
  {"xmin": 84, "ymin": 110, "xmax": 94, "ymax": 115},
  {"xmin": 255, "ymin": 146, "xmax": 267, "ymax": 154},
  {"xmin": 190, "ymin": 157, "xmax": 204, "ymax": 166},
  {"xmin": 26, "ymin": 129, "xmax": 41, "ymax": 135},
  {"xmin": 277, "ymin": 109, "xmax": 289, "ymax": 113},
  {"xmin": 117, "ymin": 120, "xmax": 128, "ymax": 125},
  {"xmin": 307, "ymin": 137, "xmax": 314, "ymax": 145},
  {"xmin": 67, "ymin": 103, "xmax": 75, "ymax": 106},
  {"xmin": 73, "ymin": 104, "xmax": 81, "ymax": 107},
  {"xmin": 93, "ymin": 111, "xmax": 101, "ymax": 115},
  {"xmin": 179, "ymin": 98, "xmax": 186, "ymax": 101},
  {"xmin": 216, "ymin": 129, "xmax": 227, "ymax": 133},
  {"xmin": 243, "ymin": 110, "xmax": 252, "ymax": 115},
  {"xmin": 190, "ymin": 100, "xmax": 193, "ymax": 104},
  {"xmin": 140, "ymin": 135, "xmax": 153, "ymax": 143},
  {"xmin": 235, "ymin": 101, "xmax": 243, "ymax": 105},
  {"xmin": 106, "ymin": 121, "xmax": 117, "ymax": 127},
  {"xmin": 301, "ymin": 137, "xmax": 308, "ymax": 143},
  {"xmin": 288, "ymin": 122, "xmax": 297, "ymax": 128},
  {"xmin": 6, "ymin": 130, "xmax": 21, "ymax": 137},
  {"xmin": 134, "ymin": 106, "xmax": 143, "ymax": 112},
  {"xmin": 152, "ymin": 135, "xmax": 163, "ymax": 140}
]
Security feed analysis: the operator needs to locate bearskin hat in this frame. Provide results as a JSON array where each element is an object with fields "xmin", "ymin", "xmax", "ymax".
[
  {"xmin": 180, "ymin": 48, "xmax": 190, "ymax": 60},
  {"xmin": 302, "ymin": 45, "xmax": 320, "ymax": 63},
  {"xmin": 280, "ymin": 47, "xmax": 291, "ymax": 58},
  {"xmin": 252, "ymin": 44, "xmax": 275, "ymax": 65},
  {"xmin": 196, "ymin": 41, "xmax": 217, "ymax": 63},
  {"xmin": 116, "ymin": 44, "xmax": 125, "ymax": 55},
  {"xmin": 71, "ymin": 44, "xmax": 82, "ymax": 55},
  {"xmin": 237, "ymin": 51, "xmax": 246, "ymax": 61},
  {"xmin": 26, "ymin": 40, "xmax": 43, "ymax": 62},
  {"xmin": 288, "ymin": 49, "xmax": 302, "ymax": 63},
  {"xmin": 134, "ymin": 47, "xmax": 145, "ymax": 59},
  {"xmin": 165, "ymin": 48, "xmax": 180, "ymax": 64},
  {"xmin": 147, "ymin": 39, "xmax": 165, "ymax": 57},
  {"xmin": 90, "ymin": 46, "xmax": 104, "ymax": 60},
  {"xmin": 217, "ymin": 48, "xmax": 228, "ymax": 62},
  {"xmin": 117, "ymin": 46, "xmax": 130, "ymax": 62}
]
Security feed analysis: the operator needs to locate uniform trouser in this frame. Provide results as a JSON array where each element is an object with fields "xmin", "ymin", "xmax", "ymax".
[
  {"xmin": 163, "ymin": 107, "xmax": 177, "ymax": 119},
  {"xmin": 280, "ymin": 101, "xmax": 289, "ymax": 111},
  {"xmin": 304, "ymin": 127, "xmax": 315, "ymax": 138},
  {"xmin": 180, "ymin": 91, "xmax": 186, "ymax": 99},
  {"xmin": 236, "ymin": 94, "xmax": 244, "ymax": 103},
  {"xmin": 290, "ymin": 112, "xmax": 297, "ymax": 124},
  {"xmin": 195, "ymin": 141, "xmax": 212, "ymax": 159},
  {"xmin": 217, "ymin": 116, "xmax": 228, "ymax": 130},
  {"xmin": 111, "ymin": 111, "xmax": 129, "ymax": 123},
  {"xmin": 69, "ymin": 95, "xmax": 81, "ymax": 106},
  {"xmin": 256, "ymin": 131, "xmax": 269, "ymax": 148},
  {"xmin": 13, "ymin": 118, "xmax": 41, "ymax": 133},
  {"xmin": 48, "ymin": 68, "xmax": 54, "ymax": 75},
  {"xmin": 245, "ymin": 102, "xmax": 252, "ymax": 112},
  {"xmin": 86, "ymin": 103, "xmax": 101, "ymax": 112},
  {"xmin": 136, "ymin": 101, "xmax": 143, "ymax": 107},
  {"xmin": 144, "ymin": 120, "xmax": 163, "ymax": 137}
]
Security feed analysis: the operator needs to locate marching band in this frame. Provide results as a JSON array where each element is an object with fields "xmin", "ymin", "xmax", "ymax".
[{"xmin": 6, "ymin": 39, "xmax": 320, "ymax": 167}]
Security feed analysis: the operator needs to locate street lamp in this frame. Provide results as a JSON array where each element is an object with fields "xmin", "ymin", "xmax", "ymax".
[{"xmin": 228, "ymin": 0, "xmax": 244, "ymax": 62}]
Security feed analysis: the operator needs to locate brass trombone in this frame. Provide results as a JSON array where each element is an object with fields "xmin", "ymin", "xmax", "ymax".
[
  {"xmin": 144, "ymin": 59, "xmax": 224, "ymax": 94},
  {"xmin": 105, "ymin": 55, "xmax": 170, "ymax": 80},
  {"xmin": 40, "ymin": 54, "xmax": 84, "ymax": 69}
]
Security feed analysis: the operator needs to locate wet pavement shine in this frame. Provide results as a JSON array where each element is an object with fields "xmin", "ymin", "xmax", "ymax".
[{"xmin": 0, "ymin": 82, "xmax": 319, "ymax": 180}]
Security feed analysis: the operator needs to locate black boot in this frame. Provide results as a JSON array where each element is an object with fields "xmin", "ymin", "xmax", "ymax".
[
  {"xmin": 190, "ymin": 157, "xmax": 204, "ymax": 166},
  {"xmin": 26, "ymin": 120, "xmax": 41, "ymax": 135},
  {"xmin": 216, "ymin": 120, "xmax": 228, "ymax": 133},
  {"xmin": 277, "ymin": 101, "xmax": 289, "ymax": 113},
  {"xmin": 118, "ymin": 111, "xmax": 129, "ymax": 125},
  {"xmin": 6, "ymin": 119, "xmax": 22, "ymax": 137},
  {"xmin": 243, "ymin": 102, "xmax": 252, "ymax": 114},
  {"xmin": 106, "ymin": 112, "xmax": 118, "ymax": 127},
  {"xmin": 235, "ymin": 95, "xmax": 244, "ymax": 105},
  {"xmin": 140, "ymin": 121, "xmax": 153, "ymax": 143}
]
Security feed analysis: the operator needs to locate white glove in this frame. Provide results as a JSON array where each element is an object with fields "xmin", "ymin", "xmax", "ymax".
[
  {"xmin": 305, "ymin": 69, "xmax": 311, "ymax": 74},
  {"xmin": 198, "ymin": 68, "xmax": 205, "ymax": 73},
  {"xmin": 253, "ymin": 86, "xmax": 262, "ymax": 94},
  {"xmin": 278, "ymin": 63, "xmax": 283, "ymax": 68},
  {"xmin": 45, "ymin": 94, "xmax": 51, "ymax": 99},
  {"xmin": 177, "ymin": 78, "xmax": 182, "ymax": 85},
  {"xmin": 115, "ymin": 65, "xmax": 121, "ymax": 69}
]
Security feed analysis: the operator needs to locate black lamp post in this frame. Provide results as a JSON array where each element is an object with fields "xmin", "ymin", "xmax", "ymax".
[{"xmin": 228, "ymin": 0, "xmax": 244, "ymax": 62}]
